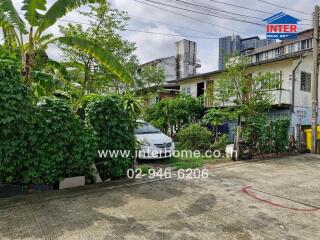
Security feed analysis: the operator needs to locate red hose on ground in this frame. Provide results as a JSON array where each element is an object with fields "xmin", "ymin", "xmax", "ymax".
[{"xmin": 241, "ymin": 186, "xmax": 320, "ymax": 212}]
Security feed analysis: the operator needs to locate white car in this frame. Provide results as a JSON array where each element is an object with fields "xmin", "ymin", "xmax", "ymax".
[{"xmin": 135, "ymin": 120, "xmax": 175, "ymax": 159}]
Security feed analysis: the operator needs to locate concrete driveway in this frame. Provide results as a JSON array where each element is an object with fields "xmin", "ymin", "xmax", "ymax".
[{"xmin": 0, "ymin": 155, "xmax": 319, "ymax": 240}]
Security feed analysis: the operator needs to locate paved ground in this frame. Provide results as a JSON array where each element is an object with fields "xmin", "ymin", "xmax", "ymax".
[{"xmin": 1, "ymin": 155, "xmax": 320, "ymax": 240}]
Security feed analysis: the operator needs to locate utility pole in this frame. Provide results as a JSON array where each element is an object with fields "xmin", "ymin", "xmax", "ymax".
[{"xmin": 312, "ymin": 5, "xmax": 319, "ymax": 154}]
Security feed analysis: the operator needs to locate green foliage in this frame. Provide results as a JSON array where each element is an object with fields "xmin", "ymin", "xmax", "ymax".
[
  {"xmin": 123, "ymin": 92, "xmax": 144, "ymax": 121},
  {"xmin": 1, "ymin": 0, "xmax": 132, "ymax": 91},
  {"xmin": 211, "ymin": 134, "xmax": 228, "ymax": 152},
  {"xmin": 272, "ymin": 119, "xmax": 291, "ymax": 153},
  {"xmin": 243, "ymin": 114, "xmax": 290, "ymax": 154},
  {"xmin": 139, "ymin": 165, "xmax": 151, "ymax": 175},
  {"xmin": 22, "ymin": 0, "xmax": 46, "ymax": 26},
  {"xmin": 203, "ymin": 108, "xmax": 232, "ymax": 126},
  {"xmin": 177, "ymin": 124, "xmax": 212, "ymax": 151},
  {"xmin": 86, "ymin": 95, "xmax": 135, "ymax": 179},
  {"xmin": 58, "ymin": 2, "xmax": 138, "ymax": 95},
  {"xmin": 25, "ymin": 98, "xmax": 97, "ymax": 184},
  {"xmin": 57, "ymin": 36, "xmax": 133, "ymax": 84},
  {"xmin": 136, "ymin": 65, "xmax": 166, "ymax": 89},
  {"xmin": 0, "ymin": 58, "xmax": 97, "ymax": 184},
  {"xmin": 38, "ymin": 0, "xmax": 100, "ymax": 34},
  {"xmin": 145, "ymin": 94, "xmax": 204, "ymax": 135},
  {"xmin": 212, "ymin": 55, "xmax": 278, "ymax": 116},
  {"xmin": 0, "ymin": 58, "xmax": 31, "ymax": 183},
  {"xmin": 0, "ymin": 0, "xmax": 26, "ymax": 33}
]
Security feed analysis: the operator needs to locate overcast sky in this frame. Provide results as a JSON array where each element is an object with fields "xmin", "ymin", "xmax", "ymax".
[{"xmin": 9, "ymin": 0, "xmax": 320, "ymax": 73}]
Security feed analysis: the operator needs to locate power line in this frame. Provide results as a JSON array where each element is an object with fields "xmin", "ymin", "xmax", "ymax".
[
  {"xmin": 256, "ymin": 0, "xmax": 311, "ymax": 15},
  {"xmin": 134, "ymin": 0, "xmax": 264, "ymax": 26},
  {"xmin": 57, "ymin": 19, "xmax": 219, "ymax": 39},
  {"xmin": 206, "ymin": 0, "xmax": 311, "ymax": 22},
  {"xmin": 167, "ymin": 0, "xmax": 312, "ymax": 26},
  {"xmin": 136, "ymin": 0, "xmax": 312, "ymax": 27},
  {"xmin": 15, "ymin": 11, "xmax": 240, "ymax": 38},
  {"xmin": 123, "ymin": 28, "xmax": 219, "ymax": 39},
  {"xmin": 128, "ymin": 14, "xmax": 219, "ymax": 37},
  {"xmin": 166, "ymin": 0, "xmax": 262, "ymax": 20},
  {"xmin": 134, "ymin": 0, "xmax": 250, "ymax": 35}
]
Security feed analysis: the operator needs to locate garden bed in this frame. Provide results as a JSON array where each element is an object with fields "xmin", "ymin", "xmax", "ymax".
[{"xmin": 0, "ymin": 183, "xmax": 53, "ymax": 198}]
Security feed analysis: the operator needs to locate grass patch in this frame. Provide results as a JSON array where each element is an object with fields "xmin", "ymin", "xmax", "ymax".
[
  {"xmin": 139, "ymin": 164, "xmax": 151, "ymax": 174},
  {"xmin": 166, "ymin": 155, "xmax": 229, "ymax": 170}
]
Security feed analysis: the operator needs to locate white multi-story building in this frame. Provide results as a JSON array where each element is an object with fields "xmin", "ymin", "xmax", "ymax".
[{"xmin": 171, "ymin": 28, "xmax": 319, "ymax": 140}]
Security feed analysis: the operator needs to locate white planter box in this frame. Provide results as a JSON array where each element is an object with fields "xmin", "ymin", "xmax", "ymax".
[{"xmin": 59, "ymin": 176, "xmax": 85, "ymax": 190}]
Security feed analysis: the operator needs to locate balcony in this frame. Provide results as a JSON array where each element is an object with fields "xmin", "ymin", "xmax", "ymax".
[
  {"xmin": 202, "ymin": 89, "xmax": 291, "ymax": 108},
  {"xmin": 271, "ymin": 89, "xmax": 291, "ymax": 106}
]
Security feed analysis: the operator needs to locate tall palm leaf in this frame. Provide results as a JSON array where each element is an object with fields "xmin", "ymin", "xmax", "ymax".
[
  {"xmin": 57, "ymin": 36, "xmax": 133, "ymax": 83},
  {"xmin": 0, "ymin": 0, "xmax": 26, "ymax": 33},
  {"xmin": 37, "ymin": 0, "xmax": 100, "ymax": 34},
  {"xmin": 22, "ymin": 0, "xmax": 47, "ymax": 26}
]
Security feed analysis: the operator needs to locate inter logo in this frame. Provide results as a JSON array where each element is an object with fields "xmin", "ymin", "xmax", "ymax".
[{"xmin": 264, "ymin": 12, "xmax": 300, "ymax": 40}]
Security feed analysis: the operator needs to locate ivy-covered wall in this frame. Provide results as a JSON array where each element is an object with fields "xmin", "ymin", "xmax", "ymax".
[{"xmin": 0, "ymin": 59, "xmax": 135, "ymax": 185}]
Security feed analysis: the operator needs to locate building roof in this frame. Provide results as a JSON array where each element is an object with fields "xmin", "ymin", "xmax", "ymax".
[
  {"xmin": 170, "ymin": 50, "xmax": 310, "ymax": 84},
  {"xmin": 240, "ymin": 36, "xmax": 260, "ymax": 41},
  {"xmin": 249, "ymin": 28, "xmax": 313, "ymax": 55},
  {"xmin": 139, "ymin": 56, "xmax": 175, "ymax": 67}
]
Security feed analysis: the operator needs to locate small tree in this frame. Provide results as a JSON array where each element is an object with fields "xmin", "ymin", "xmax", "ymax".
[
  {"xmin": 212, "ymin": 55, "xmax": 280, "ymax": 159},
  {"xmin": 145, "ymin": 94, "xmax": 204, "ymax": 136},
  {"xmin": 203, "ymin": 108, "xmax": 233, "ymax": 143},
  {"xmin": 137, "ymin": 65, "xmax": 166, "ymax": 88}
]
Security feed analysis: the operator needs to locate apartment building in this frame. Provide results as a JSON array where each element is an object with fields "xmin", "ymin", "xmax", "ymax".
[
  {"xmin": 171, "ymin": 28, "xmax": 318, "ymax": 139},
  {"xmin": 218, "ymin": 35, "xmax": 275, "ymax": 70}
]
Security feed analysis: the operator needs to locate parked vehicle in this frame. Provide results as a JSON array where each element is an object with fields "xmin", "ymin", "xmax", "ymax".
[{"xmin": 135, "ymin": 120, "xmax": 175, "ymax": 159}]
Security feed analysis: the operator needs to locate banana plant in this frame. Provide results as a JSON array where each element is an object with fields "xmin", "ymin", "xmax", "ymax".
[{"xmin": 0, "ymin": 0, "xmax": 132, "ymax": 84}]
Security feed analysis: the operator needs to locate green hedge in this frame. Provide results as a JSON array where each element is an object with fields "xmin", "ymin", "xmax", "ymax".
[
  {"xmin": 244, "ymin": 114, "xmax": 290, "ymax": 154},
  {"xmin": 0, "ymin": 58, "xmax": 32, "ymax": 183},
  {"xmin": 24, "ymin": 98, "xmax": 97, "ymax": 184},
  {"xmin": 0, "ymin": 59, "xmax": 97, "ymax": 184},
  {"xmin": 86, "ymin": 95, "xmax": 135, "ymax": 180}
]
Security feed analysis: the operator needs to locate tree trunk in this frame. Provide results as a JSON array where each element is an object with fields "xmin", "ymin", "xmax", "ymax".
[
  {"xmin": 82, "ymin": 67, "xmax": 90, "ymax": 96},
  {"xmin": 235, "ymin": 115, "xmax": 241, "ymax": 161},
  {"xmin": 23, "ymin": 52, "xmax": 31, "ymax": 84}
]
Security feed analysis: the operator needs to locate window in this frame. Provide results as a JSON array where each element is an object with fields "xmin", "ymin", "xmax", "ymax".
[
  {"xmin": 181, "ymin": 87, "xmax": 191, "ymax": 95},
  {"xmin": 301, "ymin": 39, "xmax": 312, "ymax": 50},
  {"xmin": 276, "ymin": 47, "xmax": 284, "ymax": 57},
  {"xmin": 300, "ymin": 72, "xmax": 311, "ymax": 92},
  {"xmin": 269, "ymin": 71, "xmax": 282, "ymax": 89}
]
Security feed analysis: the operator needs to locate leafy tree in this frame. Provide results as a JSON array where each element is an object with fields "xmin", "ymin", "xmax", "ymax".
[
  {"xmin": 211, "ymin": 55, "xmax": 280, "ymax": 159},
  {"xmin": 0, "ymin": 0, "xmax": 132, "ymax": 85},
  {"xmin": 203, "ymin": 108, "xmax": 233, "ymax": 143},
  {"xmin": 136, "ymin": 65, "xmax": 166, "ymax": 89},
  {"xmin": 145, "ymin": 94, "xmax": 204, "ymax": 136},
  {"xmin": 58, "ymin": 2, "xmax": 138, "ymax": 95}
]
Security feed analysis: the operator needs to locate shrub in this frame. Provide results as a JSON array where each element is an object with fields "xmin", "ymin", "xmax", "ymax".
[
  {"xmin": 211, "ymin": 134, "xmax": 228, "ymax": 152},
  {"xmin": 145, "ymin": 94, "xmax": 204, "ymax": 136},
  {"xmin": 177, "ymin": 124, "xmax": 212, "ymax": 151},
  {"xmin": 86, "ymin": 95, "xmax": 135, "ymax": 179},
  {"xmin": 24, "ymin": 98, "xmax": 97, "ymax": 184},
  {"xmin": 271, "ymin": 119, "xmax": 290, "ymax": 153},
  {"xmin": 0, "ymin": 58, "xmax": 32, "ymax": 183},
  {"xmin": 243, "ymin": 114, "xmax": 290, "ymax": 154}
]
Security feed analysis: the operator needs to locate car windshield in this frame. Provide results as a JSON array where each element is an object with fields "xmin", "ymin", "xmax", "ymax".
[{"xmin": 135, "ymin": 122, "xmax": 161, "ymax": 134}]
